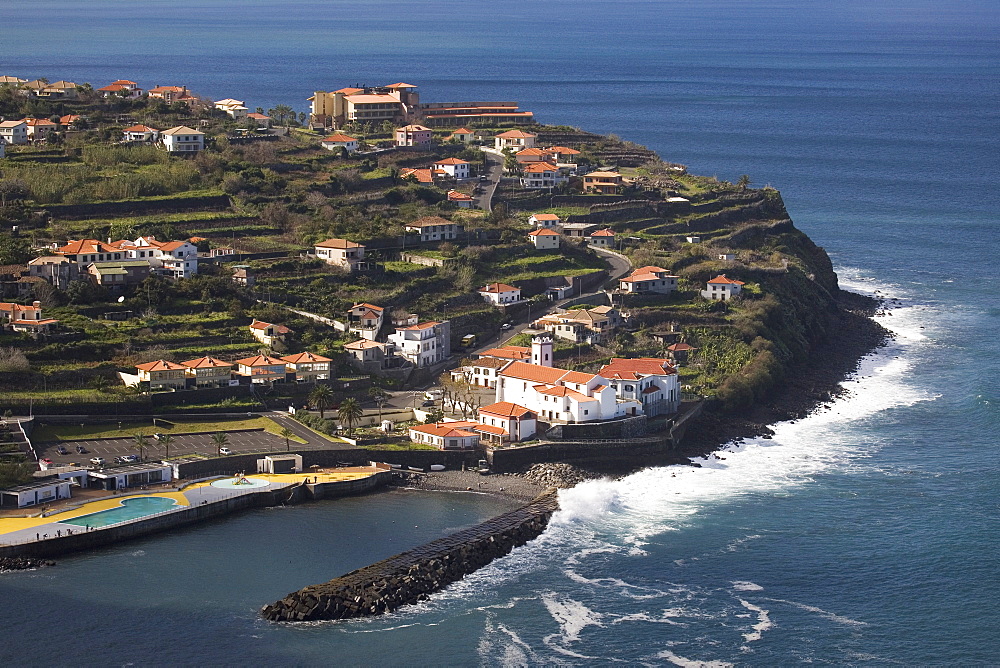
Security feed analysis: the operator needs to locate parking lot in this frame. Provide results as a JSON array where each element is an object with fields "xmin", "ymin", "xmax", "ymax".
[{"xmin": 39, "ymin": 430, "xmax": 301, "ymax": 466}]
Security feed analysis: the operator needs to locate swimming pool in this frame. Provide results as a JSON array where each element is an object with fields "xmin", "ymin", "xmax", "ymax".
[{"xmin": 59, "ymin": 497, "xmax": 179, "ymax": 529}]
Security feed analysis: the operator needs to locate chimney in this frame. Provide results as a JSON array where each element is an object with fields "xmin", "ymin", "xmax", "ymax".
[{"xmin": 32, "ymin": 300, "xmax": 41, "ymax": 309}]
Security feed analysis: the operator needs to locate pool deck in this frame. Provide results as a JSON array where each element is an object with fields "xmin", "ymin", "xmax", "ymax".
[{"xmin": 0, "ymin": 468, "xmax": 380, "ymax": 546}]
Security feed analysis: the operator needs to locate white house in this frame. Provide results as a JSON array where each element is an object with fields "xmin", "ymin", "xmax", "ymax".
[
  {"xmin": 161, "ymin": 126, "xmax": 204, "ymax": 153},
  {"xmin": 599, "ymin": 357, "xmax": 681, "ymax": 417},
  {"xmin": 282, "ymin": 351, "xmax": 332, "ymax": 382},
  {"xmin": 404, "ymin": 216, "xmax": 462, "ymax": 242},
  {"xmin": 528, "ymin": 228, "xmax": 561, "ymax": 250},
  {"xmin": 619, "ymin": 266, "xmax": 679, "ymax": 294},
  {"xmin": 479, "ymin": 282, "xmax": 521, "ymax": 305},
  {"xmin": 588, "ymin": 228, "xmax": 616, "ymax": 248},
  {"xmin": 432, "ymin": 157, "xmax": 470, "ymax": 179},
  {"xmin": 149, "ymin": 240, "xmax": 199, "ymax": 278},
  {"xmin": 529, "ymin": 213, "xmax": 561, "ymax": 229},
  {"xmin": 22, "ymin": 118, "xmax": 58, "ymax": 140},
  {"xmin": 346, "ymin": 302, "xmax": 385, "ymax": 340},
  {"xmin": 495, "ymin": 359, "xmax": 641, "ymax": 424},
  {"xmin": 215, "ymin": 98, "xmax": 249, "ymax": 119},
  {"xmin": 495, "ymin": 129, "xmax": 537, "ymax": 151},
  {"xmin": 314, "ymin": 238, "xmax": 367, "ymax": 271},
  {"xmin": 388, "ymin": 320, "xmax": 451, "ymax": 368},
  {"xmin": 702, "ymin": 274, "xmax": 745, "ymax": 301},
  {"xmin": 0, "ymin": 120, "xmax": 28, "ymax": 145},
  {"xmin": 122, "ymin": 124, "xmax": 160, "ymax": 142},
  {"xmin": 320, "ymin": 133, "xmax": 359, "ymax": 153},
  {"xmin": 249, "ymin": 320, "xmax": 292, "ymax": 347},
  {"xmin": 477, "ymin": 401, "xmax": 537, "ymax": 444},
  {"xmin": 521, "ymin": 162, "xmax": 565, "ymax": 189},
  {"xmin": 408, "ymin": 421, "xmax": 480, "ymax": 450}
]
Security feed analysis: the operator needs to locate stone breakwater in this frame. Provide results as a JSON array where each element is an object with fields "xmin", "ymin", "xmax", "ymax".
[
  {"xmin": 260, "ymin": 489, "xmax": 559, "ymax": 622},
  {"xmin": 0, "ymin": 556, "xmax": 55, "ymax": 572}
]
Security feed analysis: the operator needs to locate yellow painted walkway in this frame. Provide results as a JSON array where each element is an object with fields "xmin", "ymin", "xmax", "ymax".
[{"xmin": 0, "ymin": 469, "xmax": 379, "ymax": 537}]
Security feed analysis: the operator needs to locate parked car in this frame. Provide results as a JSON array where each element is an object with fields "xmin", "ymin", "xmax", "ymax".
[
  {"xmin": 500, "ymin": 322, "xmax": 513, "ymax": 331},
  {"xmin": 421, "ymin": 399, "xmax": 436, "ymax": 407},
  {"xmin": 219, "ymin": 447, "xmax": 232, "ymax": 456},
  {"xmin": 90, "ymin": 457, "xmax": 105, "ymax": 467},
  {"xmin": 56, "ymin": 446, "xmax": 68, "ymax": 455},
  {"xmin": 114, "ymin": 454, "xmax": 139, "ymax": 465},
  {"xmin": 76, "ymin": 445, "xmax": 88, "ymax": 454}
]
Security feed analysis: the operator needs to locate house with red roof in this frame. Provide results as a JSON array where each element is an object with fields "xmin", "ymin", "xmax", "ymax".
[
  {"xmin": 247, "ymin": 112, "xmax": 272, "ymax": 129},
  {"xmin": 528, "ymin": 228, "xmax": 561, "ymax": 250},
  {"xmin": 21, "ymin": 118, "xmax": 58, "ymax": 140},
  {"xmin": 599, "ymin": 357, "xmax": 681, "ymax": 416},
  {"xmin": 408, "ymin": 421, "xmax": 480, "ymax": 450},
  {"xmin": 314, "ymin": 238, "xmax": 367, "ymax": 271},
  {"xmin": 447, "ymin": 190, "xmax": 474, "ymax": 208},
  {"xmin": 448, "ymin": 127, "xmax": 475, "ymax": 143},
  {"xmin": 135, "ymin": 360, "xmax": 188, "ymax": 391},
  {"xmin": 479, "ymin": 282, "xmax": 522, "ymax": 306},
  {"xmin": 181, "ymin": 356, "xmax": 234, "ymax": 388},
  {"xmin": 477, "ymin": 402, "xmax": 537, "ymax": 443},
  {"xmin": 0, "ymin": 300, "xmax": 59, "ymax": 336},
  {"xmin": 387, "ymin": 320, "xmax": 451, "ymax": 368},
  {"xmin": 122, "ymin": 124, "xmax": 160, "ymax": 143},
  {"xmin": 282, "ymin": 351, "xmax": 332, "ymax": 382},
  {"xmin": 702, "ymin": 275, "xmax": 745, "ymax": 301},
  {"xmin": 619, "ymin": 266, "xmax": 679, "ymax": 294},
  {"xmin": 320, "ymin": 133, "xmax": 358, "ymax": 153},
  {"xmin": 432, "ymin": 157, "xmax": 470, "ymax": 179},
  {"xmin": 98, "ymin": 80, "xmax": 143, "ymax": 99},
  {"xmin": 404, "ymin": 215, "xmax": 463, "ymax": 242},
  {"xmin": 235, "ymin": 354, "xmax": 289, "ymax": 384},
  {"xmin": 495, "ymin": 129, "xmax": 537, "ymax": 151},
  {"xmin": 521, "ymin": 162, "xmax": 565, "ymax": 190},
  {"xmin": 249, "ymin": 320, "xmax": 292, "ymax": 347},
  {"xmin": 346, "ymin": 303, "xmax": 385, "ymax": 341},
  {"xmin": 588, "ymin": 228, "xmax": 616, "ymax": 248},
  {"xmin": 529, "ymin": 213, "xmax": 561, "ymax": 229},
  {"xmin": 583, "ymin": 170, "xmax": 624, "ymax": 194}
]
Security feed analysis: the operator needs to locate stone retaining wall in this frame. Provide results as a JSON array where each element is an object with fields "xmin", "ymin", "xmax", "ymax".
[{"xmin": 260, "ymin": 489, "xmax": 559, "ymax": 622}]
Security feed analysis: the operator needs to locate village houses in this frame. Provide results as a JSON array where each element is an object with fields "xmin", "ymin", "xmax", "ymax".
[
  {"xmin": 249, "ymin": 319, "xmax": 292, "ymax": 347},
  {"xmin": 432, "ymin": 157, "xmax": 470, "ymax": 179},
  {"xmin": 0, "ymin": 300, "xmax": 59, "ymax": 336},
  {"xmin": 387, "ymin": 320, "xmax": 451, "ymax": 368},
  {"xmin": 495, "ymin": 129, "xmax": 536, "ymax": 151},
  {"xmin": 702, "ymin": 275, "xmax": 745, "ymax": 301},
  {"xmin": 404, "ymin": 216, "xmax": 463, "ymax": 242},
  {"xmin": 346, "ymin": 303, "xmax": 385, "ymax": 341},
  {"xmin": 447, "ymin": 190, "xmax": 474, "ymax": 208},
  {"xmin": 181, "ymin": 356, "xmax": 234, "ymax": 389},
  {"xmin": 282, "ymin": 352, "xmax": 332, "ymax": 382},
  {"xmin": 619, "ymin": 266, "xmax": 679, "ymax": 294},
  {"xmin": 320, "ymin": 133, "xmax": 359, "ymax": 153},
  {"xmin": 161, "ymin": 126, "xmax": 204, "ymax": 153},
  {"xmin": 528, "ymin": 228, "xmax": 561, "ymax": 250},
  {"xmin": 396, "ymin": 124, "xmax": 433, "ymax": 147},
  {"xmin": 479, "ymin": 282, "xmax": 522, "ymax": 305},
  {"xmin": 529, "ymin": 213, "xmax": 561, "ymax": 229}
]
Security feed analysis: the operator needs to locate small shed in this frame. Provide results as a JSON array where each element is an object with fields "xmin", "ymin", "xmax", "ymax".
[
  {"xmin": 257, "ymin": 454, "xmax": 302, "ymax": 474},
  {"xmin": 87, "ymin": 464, "xmax": 172, "ymax": 491}
]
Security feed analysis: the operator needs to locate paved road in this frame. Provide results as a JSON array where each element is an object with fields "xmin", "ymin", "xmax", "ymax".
[{"xmin": 474, "ymin": 151, "xmax": 503, "ymax": 211}]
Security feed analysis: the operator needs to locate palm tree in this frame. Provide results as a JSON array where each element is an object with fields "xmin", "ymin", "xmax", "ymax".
[
  {"xmin": 309, "ymin": 384, "xmax": 334, "ymax": 419},
  {"xmin": 211, "ymin": 431, "xmax": 229, "ymax": 457},
  {"xmin": 272, "ymin": 104, "xmax": 295, "ymax": 127},
  {"xmin": 280, "ymin": 426, "xmax": 294, "ymax": 452},
  {"xmin": 368, "ymin": 386, "xmax": 389, "ymax": 422},
  {"xmin": 737, "ymin": 174, "xmax": 751, "ymax": 191},
  {"xmin": 157, "ymin": 433, "xmax": 173, "ymax": 461},
  {"xmin": 131, "ymin": 433, "xmax": 148, "ymax": 461},
  {"xmin": 337, "ymin": 397, "xmax": 364, "ymax": 436}
]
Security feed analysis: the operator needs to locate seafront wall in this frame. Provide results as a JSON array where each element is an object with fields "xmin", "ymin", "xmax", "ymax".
[
  {"xmin": 260, "ymin": 489, "xmax": 559, "ymax": 622},
  {"xmin": 0, "ymin": 471, "xmax": 392, "ymax": 559}
]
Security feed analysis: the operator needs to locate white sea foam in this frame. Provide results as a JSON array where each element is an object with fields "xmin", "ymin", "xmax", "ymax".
[
  {"xmin": 737, "ymin": 599, "xmax": 773, "ymax": 643},
  {"xmin": 541, "ymin": 593, "xmax": 605, "ymax": 643},
  {"xmin": 762, "ymin": 598, "xmax": 867, "ymax": 626},
  {"xmin": 656, "ymin": 650, "xmax": 734, "ymax": 668},
  {"xmin": 730, "ymin": 581, "xmax": 763, "ymax": 592}
]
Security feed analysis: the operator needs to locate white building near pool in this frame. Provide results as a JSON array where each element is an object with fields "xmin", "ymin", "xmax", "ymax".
[{"xmin": 0, "ymin": 480, "xmax": 72, "ymax": 509}]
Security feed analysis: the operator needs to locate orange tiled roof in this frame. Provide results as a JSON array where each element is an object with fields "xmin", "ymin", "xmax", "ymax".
[
  {"xmin": 480, "ymin": 402, "xmax": 535, "ymax": 418},
  {"xmin": 136, "ymin": 359, "xmax": 186, "ymax": 372},
  {"xmin": 473, "ymin": 423, "xmax": 509, "ymax": 437},
  {"xmin": 534, "ymin": 384, "xmax": 595, "ymax": 401},
  {"xmin": 561, "ymin": 370, "xmax": 599, "ymax": 384},
  {"xmin": 402, "ymin": 321, "xmax": 440, "ymax": 330},
  {"xmin": 599, "ymin": 357, "xmax": 676, "ymax": 379},
  {"xmin": 447, "ymin": 190, "xmax": 473, "ymax": 201},
  {"xmin": 528, "ymin": 228, "xmax": 560, "ymax": 237},
  {"xmin": 409, "ymin": 422, "xmax": 479, "ymax": 439},
  {"xmin": 400, "ymin": 168, "xmax": 435, "ymax": 183},
  {"xmin": 181, "ymin": 356, "xmax": 232, "ymax": 369},
  {"xmin": 480, "ymin": 282, "xmax": 518, "ymax": 293},
  {"xmin": 344, "ymin": 339, "xmax": 383, "ymax": 350},
  {"xmin": 523, "ymin": 162, "xmax": 558, "ymax": 173},
  {"xmin": 322, "ymin": 133, "xmax": 357, "ymax": 143},
  {"xmin": 531, "ymin": 213, "xmax": 560, "ymax": 221},
  {"xmin": 249, "ymin": 320, "xmax": 291, "ymax": 334},
  {"xmin": 496, "ymin": 130, "xmax": 537, "ymax": 138},
  {"xmin": 282, "ymin": 352, "xmax": 332, "ymax": 364},
  {"xmin": 123, "ymin": 124, "xmax": 158, "ymax": 133},
  {"xmin": 351, "ymin": 302, "xmax": 384, "ymax": 312},
  {"xmin": 434, "ymin": 157, "xmax": 468, "ymax": 165},
  {"xmin": 501, "ymin": 361, "xmax": 567, "ymax": 385},
  {"xmin": 479, "ymin": 346, "xmax": 531, "ymax": 361},
  {"xmin": 667, "ymin": 343, "xmax": 697, "ymax": 351},
  {"xmin": 590, "ymin": 228, "xmax": 615, "ymax": 237},
  {"xmin": 235, "ymin": 354, "xmax": 287, "ymax": 367},
  {"xmin": 516, "ymin": 147, "xmax": 548, "ymax": 156},
  {"xmin": 315, "ymin": 238, "xmax": 362, "ymax": 249},
  {"xmin": 707, "ymin": 274, "xmax": 745, "ymax": 285}
]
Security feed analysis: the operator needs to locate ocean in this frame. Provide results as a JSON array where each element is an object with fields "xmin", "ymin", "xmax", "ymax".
[{"xmin": 1, "ymin": 0, "xmax": 998, "ymax": 664}]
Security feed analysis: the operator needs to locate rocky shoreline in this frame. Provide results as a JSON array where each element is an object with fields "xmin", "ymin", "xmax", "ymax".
[{"xmin": 0, "ymin": 557, "xmax": 55, "ymax": 572}]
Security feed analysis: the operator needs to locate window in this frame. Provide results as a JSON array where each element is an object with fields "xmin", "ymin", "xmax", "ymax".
[{"xmin": 584, "ymin": 409, "xmax": 589, "ymax": 415}]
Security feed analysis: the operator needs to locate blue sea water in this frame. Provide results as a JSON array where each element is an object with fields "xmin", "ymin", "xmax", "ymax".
[{"xmin": 2, "ymin": 1, "xmax": 999, "ymax": 664}]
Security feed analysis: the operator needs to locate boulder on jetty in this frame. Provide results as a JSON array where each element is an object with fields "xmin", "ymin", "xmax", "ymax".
[
  {"xmin": 521, "ymin": 462, "xmax": 598, "ymax": 488},
  {"xmin": 0, "ymin": 557, "xmax": 55, "ymax": 572},
  {"xmin": 261, "ymin": 490, "xmax": 558, "ymax": 623}
]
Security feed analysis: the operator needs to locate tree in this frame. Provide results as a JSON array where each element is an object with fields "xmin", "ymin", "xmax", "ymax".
[
  {"xmin": 0, "ymin": 180, "xmax": 30, "ymax": 207},
  {"xmin": 211, "ymin": 431, "xmax": 229, "ymax": 456},
  {"xmin": 368, "ymin": 386, "xmax": 389, "ymax": 422},
  {"xmin": 737, "ymin": 174, "xmax": 751, "ymax": 191},
  {"xmin": 131, "ymin": 433, "xmax": 148, "ymax": 461},
  {"xmin": 280, "ymin": 426, "xmax": 294, "ymax": 452},
  {"xmin": 157, "ymin": 433, "xmax": 173, "ymax": 461},
  {"xmin": 309, "ymin": 384, "xmax": 334, "ymax": 419},
  {"xmin": 337, "ymin": 397, "xmax": 363, "ymax": 436}
]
